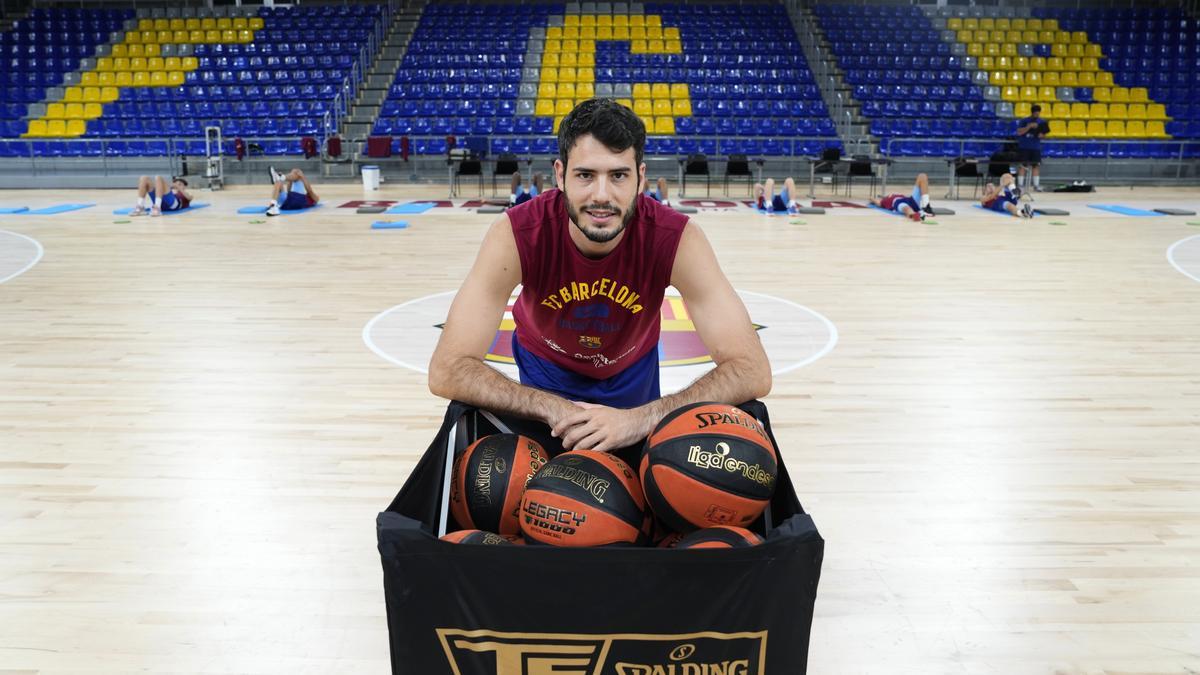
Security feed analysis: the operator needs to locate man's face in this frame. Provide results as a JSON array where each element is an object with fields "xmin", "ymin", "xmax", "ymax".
[
  {"xmin": 172, "ymin": 180, "xmax": 186, "ymax": 191},
  {"xmin": 1030, "ymin": 109, "xmax": 1040, "ymax": 120},
  {"xmin": 555, "ymin": 134, "xmax": 645, "ymax": 245}
]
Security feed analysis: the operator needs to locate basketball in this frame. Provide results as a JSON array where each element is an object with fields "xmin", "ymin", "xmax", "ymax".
[
  {"xmin": 439, "ymin": 529, "xmax": 513, "ymax": 546},
  {"xmin": 520, "ymin": 449, "xmax": 648, "ymax": 547},
  {"xmin": 674, "ymin": 526, "xmax": 765, "ymax": 549},
  {"xmin": 450, "ymin": 433, "xmax": 549, "ymax": 536},
  {"xmin": 640, "ymin": 402, "xmax": 778, "ymax": 532}
]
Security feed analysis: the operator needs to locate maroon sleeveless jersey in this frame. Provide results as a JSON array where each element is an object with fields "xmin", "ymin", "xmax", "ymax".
[{"xmin": 508, "ymin": 188, "xmax": 688, "ymax": 379}]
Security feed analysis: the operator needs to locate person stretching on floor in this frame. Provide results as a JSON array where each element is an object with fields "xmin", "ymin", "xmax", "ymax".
[
  {"xmin": 753, "ymin": 176, "xmax": 803, "ymax": 215},
  {"xmin": 131, "ymin": 175, "xmax": 192, "ymax": 217},
  {"xmin": 870, "ymin": 172, "xmax": 934, "ymax": 222},
  {"xmin": 266, "ymin": 167, "xmax": 320, "ymax": 216},
  {"xmin": 980, "ymin": 173, "xmax": 1034, "ymax": 218}
]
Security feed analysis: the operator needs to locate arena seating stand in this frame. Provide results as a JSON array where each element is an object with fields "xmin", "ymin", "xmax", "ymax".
[
  {"xmin": 817, "ymin": 5, "xmax": 1199, "ymax": 161},
  {"xmin": 0, "ymin": 5, "xmax": 384, "ymax": 158},
  {"xmin": 378, "ymin": 2, "xmax": 839, "ymax": 157}
]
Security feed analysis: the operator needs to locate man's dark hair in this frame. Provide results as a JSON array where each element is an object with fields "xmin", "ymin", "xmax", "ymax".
[
  {"xmin": 173, "ymin": 177, "xmax": 188, "ymax": 186},
  {"xmin": 1030, "ymin": 104, "xmax": 1042, "ymax": 113},
  {"xmin": 557, "ymin": 98, "xmax": 645, "ymax": 170}
]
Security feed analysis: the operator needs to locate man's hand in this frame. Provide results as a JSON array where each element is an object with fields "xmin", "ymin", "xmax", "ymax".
[{"xmin": 551, "ymin": 402, "xmax": 656, "ymax": 453}]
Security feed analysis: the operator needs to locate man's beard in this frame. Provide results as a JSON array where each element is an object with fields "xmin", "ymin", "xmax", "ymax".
[{"xmin": 565, "ymin": 190, "xmax": 637, "ymax": 244}]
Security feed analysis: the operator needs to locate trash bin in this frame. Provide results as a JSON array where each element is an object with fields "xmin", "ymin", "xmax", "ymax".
[
  {"xmin": 377, "ymin": 400, "xmax": 824, "ymax": 674},
  {"xmin": 362, "ymin": 165, "xmax": 381, "ymax": 190}
]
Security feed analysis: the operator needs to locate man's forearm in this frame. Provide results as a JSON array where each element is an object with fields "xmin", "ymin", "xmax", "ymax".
[
  {"xmin": 430, "ymin": 357, "xmax": 575, "ymax": 424},
  {"xmin": 635, "ymin": 357, "xmax": 770, "ymax": 436}
]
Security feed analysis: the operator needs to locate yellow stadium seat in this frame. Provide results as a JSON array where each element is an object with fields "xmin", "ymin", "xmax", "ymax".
[
  {"xmin": 100, "ymin": 86, "xmax": 118, "ymax": 102},
  {"xmin": 1070, "ymin": 102, "xmax": 1090, "ymax": 119},
  {"xmin": 1047, "ymin": 56, "xmax": 1064, "ymax": 70},
  {"xmin": 220, "ymin": 29, "xmax": 237, "ymax": 42},
  {"xmin": 1009, "ymin": 71, "xmax": 1026, "ymax": 86},
  {"xmin": 1068, "ymin": 43, "xmax": 1085, "ymax": 57},
  {"xmin": 1086, "ymin": 119, "xmax": 1107, "ymax": 137},
  {"xmin": 150, "ymin": 71, "xmax": 167, "ymax": 87},
  {"xmin": 1125, "ymin": 103, "xmax": 1145, "ymax": 120},
  {"xmin": 155, "ymin": 30, "xmax": 170, "ymax": 43},
  {"xmin": 1005, "ymin": 30, "xmax": 1020, "ymax": 43},
  {"xmin": 559, "ymin": 53, "xmax": 577, "ymax": 67},
  {"xmin": 63, "ymin": 87, "xmax": 82, "ymax": 102},
  {"xmin": 1019, "ymin": 86, "xmax": 1037, "ymax": 101},
  {"xmin": 555, "ymin": 99, "xmax": 574, "ymax": 115},
  {"xmin": 237, "ymin": 29, "xmax": 253, "ymax": 43},
  {"xmin": 1130, "ymin": 87, "xmax": 1148, "ymax": 103},
  {"xmin": 200, "ymin": 17, "xmax": 217, "ymax": 30},
  {"xmin": 538, "ymin": 82, "xmax": 557, "ymax": 98},
  {"xmin": 947, "ymin": 17, "xmax": 962, "ymax": 29},
  {"xmin": 97, "ymin": 71, "xmax": 116, "ymax": 86},
  {"xmin": 1081, "ymin": 57, "xmax": 1098, "ymax": 71},
  {"xmin": 187, "ymin": 30, "xmax": 204, "ymax": 43},
  {"xmin": 1090, "ymin": 103, "xmax": 1109, "ymax": 119},
  {"xmin": 164, "ymin": 57, "xmax": 181, "ymax": 71},
  {"xmin": 1028, "ymin": 19, "xmax": 1043, "ymax": 30},
  {"xmin": 147, "ymin": 57, "xmax": 163, "ymax": 71},
  {"xmin": 543, "ymin": 52, "xmax": 560, "ymax": 67},
  {"xmin": 171, "ymin": 29, "xmax": 187, "ymax": 43},
  {"xmin": 204, "ymin": 29, "xmax": 220, "ymax": 42},
  {"xmin": 1014, "ymin": 102, "xmax": 1032, "ymax": 118},
  {"xmin": 651, "ymin": 83, "xmax": 669, "ymax": 99},
  {"xmin": 535, "ymin": 99, "xmax": 554, "ymax": 116},
  {"xmin": 579, "ymin": 39, "xmax": 595, "ymax": 52},
  {"xmin": 97, "ymin": 57, "xmax": 114, "ymax": 71},
  {"xmin": 646, "ymin": 15, "xmax": 661, "ymax": 26},
  {"xmin": 1147, "ymin": 104, "xmax": 1168, "ymax": 120},
  {"xmin": 630, "ymin": 39, "xmax": 647, "ymax": 53},
  {"xmin": 1049, "ymin": 119, "xmax": 1067, "ymax": 136},
  {"xmin": 653, "ymin": 117, "xmax": 674, "ymax": 135},
  {"xmin": 1078, "ymin": 72, "xmax": 1096, "ymax": 86},
  {"xmin": 672, "ymin": 99, "xmax": 692, "ymax": 116},
  {"xmin": 597, "ymin": 15, "xmax": 612, "ymax": 26},
  {"xmin": 1026, "ymin": 71, "xmax": 1042, "ymax": 85},
  {"xmin": 557, "ymin": 82, "xmax": 576, "ymax": 99},
  {"xmin": 576, "ymin": 82, "xmax": 594, "ymax": 98},
  {"xmin": 1092, "ymin": 72, "xmax": 1114, "ymax": 88},
  {"xmin": 1051, "ymin": 102, "xmax": 1071, "ymax": 119},
  {"xmin": 136, "ymin": 18, "xmax": 153, "ymax": 29},
  {"xmin": 1038, "ymin": 86, "xmax": 1055, "ymax": 101},
  {"xmin": 116, "ymin": 71, "xmax": 133, "ymax": 86},
  {"xmin": 1063, "ymin": 56, "xmax": 1081, "ymax": 71},
  {"xmin": 652, "ymin": 99, "xmax": 671, "ymax": 116},
  {"xmin": 80, "ymin": 72, "xmax": 99, "ymax": 87},
  {"xmin": 1014, "ymin": 56, "xmax": 1029, "ymax": 71},
  {"xmin": 989, "ymin": 71, "xmax": 1007, "ymax": 86},
  {"xmin": 1012, "ymin": 18, "xmax": 1027, "ymax": 30},
  {"xmin": 63, "ymin": 102, "xmax": 83, "ymax": 119},
  {"xmin": 1043, "ymin": 71, "xmax": 1060, "ymax": 86},
  {"xmin": 1109, "ymin": 87, "xmax": 1128, "ymax": 103},
  {"xmin": 1001, "ymin": 86, "xmax": 1019, "ymax": 101},
  {"xmin": 167, "ymin": 71, "xmax": 184, "ymax": 86},
  {"xmin": 633, "ymin": 99, "xmax": 652, "ymax": 116},
  {"xmin": 216, "ymin": 17, "xmax": 232, "ymax": 29},
  {"xmin": 112, "ymin": 44, "xmax": 127, "ymax": 58},
  {"xmin": 1038, "ymin": 30, "xmax": 1056, "ymax": 43},
  {"xmin": 596, "ymin": 26, "xmax": 613, "ymax": 40},
  {"xmin": 541, "ymin": 67, "xmax": 558, "ymax": 83},
  {"xmin": 979, "ymin": 18, "xmax": 994, "ymax": 30},
  {"xmin": 985, "ymin": 43, "xmax": 1000, "ymax": 57},
  {"xmin": 629, "ymin": 15, "xmax": 645, "ymax": 27},
  {"xmin": 185, "ymin": 18, "xmax": 200, "ymax": 30},
  {"xmin": 966, "ymin": 43, "xmax": 983, "ymax": 57},
  {"xmin": 1066, "ymin": 120, "xmax": 1087, "ymax": 138},
  {"xmin": 631, "ymin": 26, "xmax": 646, "ymax": 40},
  {"xmin": 577, "ymin": 68, "xmax": 594, "ymax": 82},
  {"xmin": 1022, "ymin": 30, "xmax": 1038, "ymax": 43},
  {"xmin": 153, "ymin": 18, "xmax": 169, "ymax": 30},
  {"xmin": 616, "ymin": 98, "xmax": 632, "ymax": 110},
  {"xmin": 670, "ymin": 83, "xmax": 689, "ymax": 99},
  {"xmin": 1085, "ymin": 44, "xmax": 1102, "ymax": 58},
  {"xmin": 978, "ymin": 56, "xmax": 995, "ymax": 71},
  {"xmin": 996, "ymin": 55, "xmax": 1012, "ymax": 70},
  {"xmin": 82, "ymin": 87, "xmax": 101, "ymax": 103},
  {"xmin": 563, "ymin": 14, "xmax": 579, "ymax": 26},
  {"xmin": 1030, "ymin": 56, "xmax": 1046, "ymax": 71},
  {"xmin": 580, "ymin": 14, "xmax": 595, "ymax": 26},
  {"xmin": 1060, "ymin": 72, "xmax": 1078, "ymax": 86},
  {"xmin": 1071, "ymin": 31, "xmax": 1088, "ymax": 43},
  {"xmin": 1125, "ymin": 120, "xmax": 1146, "ymax": 137},
  {"xmin": 614, "ymin": 14, "xmax": 629, "ymax": 26},
  {"xmin": 132, "ymin": 71, "xmax": 150, "ymax": 87},
  {"xmin": 24, "ymin": 120, "xmax": 47, "ymax": 137},
  {"xmin": 612, "ymin": 26, "xmax": 629, "ymax": 39},
  {"xmin": 1001, "ymin": 42, "xmax": 1017, "ymax": 57},
  {"xmin": 963, "ymin": 17, "xmax": 978, "ymax": 30},
  {"xmin": 1106, "ymin": 120, "xmax": 1126, "ymax": 137},
  {"xmin": 1146, "ymin": 121, "xmax": 1168, "ymax": 138},
  {"xmin": 249, "ymin": 17, "xmax": 264, "ymax": 30},
  {"xmin": 664, "ymin": 27, "xmax": 680, "ymax": 40},
  {"xmin": 632, "ymin": 82, "xmax": 651, "ymax": 99},
  {"xmin": 125, "ymin": 31, "xmax": 141, "ymax": 43},
  {"xmin": 64, "ymin": 119, "xmax": 86, "ymax": 137},
  {"xmin": 958, "ymin": 29, "xmax": 973, "ymax": 42},
  {"xmin": 46, "ymin": 103, "xmax": 65, "ymax": 119},
  {"xmin": 1109, "ymin": 103, "xmax": 1128, "ymax": 119},
  {"xmin": 82, "ymin": 102, "xmax": 102, "ymax": 118},
  {"xmin": 46, "ymin": 120, "xmax": 67, "ymax": 137},
  {"xmin": 182, "ymin": 56, "xmax": 198, "ymax": 70},
  {"xmin": 169, "ymin": 18, "xmax": 184, "ymax": 30},
  {"xmin": 128, "ymin": 57, "xmax": 145, "ymax": 71},
  {"xmin": 647, "ymin": 26, "xmax": 663, "ymax": 40}
]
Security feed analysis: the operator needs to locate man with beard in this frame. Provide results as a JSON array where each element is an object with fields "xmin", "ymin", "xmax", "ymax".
[{"xmin": 429, "ymin": 98, "xmax": 770, "ymax": 453}]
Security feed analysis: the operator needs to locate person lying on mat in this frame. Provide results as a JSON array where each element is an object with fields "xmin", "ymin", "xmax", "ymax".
[
  {"xmin": 509, "ymin": 171, "xmax": 545, "ymax": 207},
  {"xmin": 428, "ymin": 97, "xmax": 771, "ymax": 452},
  {"xmin": 753, "ymin": 176, "xmax": 803, "ymax": 215},
  {"xmin": 266, "ymin": 167, "xmax": 320, "ymax": 216},
  {"xmin": 870, "ymin": 173, "xmax": 934, "ymax": 222},
  {"xmin": 980, "ymin": 173, "xmax": 1034, "ymax": 219},
  {"xmin": 131, "ymin": 175, "xmax": 192, "ymax": 217}
]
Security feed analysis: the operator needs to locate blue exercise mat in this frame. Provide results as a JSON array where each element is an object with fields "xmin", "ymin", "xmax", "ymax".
[
  {"xmin": 869, "ymin": 204, "xmax": 907, "ymax": 217},
  {"xmin": 385, "ymin": 202, "xmax": 436, "ymax": 214},
  {"xmin": 1088, "ymin": 204, "xmax": 1164, "ymax": 217},
  {"xmin": 25, "ymin": 203, "xmax": 95, "ymax": 215},
  {"xmin": 0, "ymin": 206, "xmax": 30, "ymax": 214},
  {"xmin": 113, "ymin": 203, "xmax": 210, "ymax": 216},
  {"xmin": 372, "ymin": 220, "xmax": 409, "ymax": 229},
  {"xmin": 238, "ymin": 203, "xmax": 323, "ymax": 215}
]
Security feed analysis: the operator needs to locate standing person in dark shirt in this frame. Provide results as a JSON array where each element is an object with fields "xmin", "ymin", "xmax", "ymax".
[{"xmin": 1015, "ymin": 104, "xmax": 1050, "ymax": 192}]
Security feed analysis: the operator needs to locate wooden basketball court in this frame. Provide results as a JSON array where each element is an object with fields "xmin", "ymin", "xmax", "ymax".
[{"xmin": 2, "ymin": 181, "xmax": 1199, "ymax": 671}]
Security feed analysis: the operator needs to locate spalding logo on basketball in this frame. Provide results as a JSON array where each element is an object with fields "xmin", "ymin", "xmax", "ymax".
[{"xmin": 363, "ymin": 287, "xmax": 837, "ymax": 394}]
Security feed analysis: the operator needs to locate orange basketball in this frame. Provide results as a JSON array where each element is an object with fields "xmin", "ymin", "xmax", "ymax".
[
  {"xmin": 640, "ymin": 402, "xmax": 778, "ymax": 532},
  {"xmin": 674, "ymin": 526, "xmax": 764, "ymax": 549},
  {"xmin": 520, "ymin": 450, "xmax": 647, "ymax": 547},
  {"xmin": 439, "ymin": 529, "xmax": 514, "ymax": 546},
  {"xmin": 450, "ymin": 434, "xmax": 549, "ymax": 536}
]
